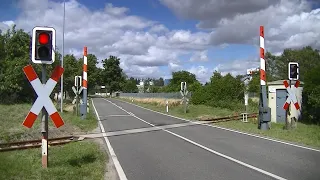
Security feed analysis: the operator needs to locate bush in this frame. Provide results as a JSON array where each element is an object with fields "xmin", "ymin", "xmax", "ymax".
[
  {"xmin": 191, "ymin": 87, "xmax": 210, "ymax": 105},
  {"xmin": 302, "ymin": 64, "xmax": 320, "ymax": 124}
]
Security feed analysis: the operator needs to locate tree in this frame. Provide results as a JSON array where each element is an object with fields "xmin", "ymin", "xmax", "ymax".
[
  {"xmin": 167, "ymin": 70, "xmax": 199, "ymax": 92},
  {"xmin": 101, "ymin": 56, "xmax": 125, "ymax": 95},
  {"xmin": 0, "ymin": 25, "xmax": 35, "ymax": 104},
  {"xmin": 247, "ymin": 72, "xmax": 260, "ymax": 93},
  {"xmin": 274, "ymin": 47, "xmax": 320, "ymax": 81},
  {"xmin": 63, "ymin": 54, "xmax": 80, "ymax": 98},
  {"xmin": 122, "ymin": 77, "xmax": 138, "ymax": 93},
  {"xmin": 204, "ymin": 71, "xmax": 244, "ymax": 109},
  {"xmin": 154, "ymin": 77, "xmax": 164, "ymax": 86},
  {"xmin": 302, "ymin": 63, "xmax": 320, "ymax": 124}
]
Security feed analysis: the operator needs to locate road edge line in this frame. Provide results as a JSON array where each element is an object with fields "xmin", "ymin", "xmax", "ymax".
[
  {"xmin": 92, "ymin": 98, "xmax": 128, "ymax": 180},
  {"xmin": 112, "ymin": 98, "xmax": 320, "ymax": 152}
]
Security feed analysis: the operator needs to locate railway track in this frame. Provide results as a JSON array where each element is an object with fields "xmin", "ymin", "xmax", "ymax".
[
  {"xmin": 0, "ymin": 113, "xmax": 258, "ymax": 152},
  {"xmin": 0, "ymin": 136, "xmax": 76, "ymax": 152}
]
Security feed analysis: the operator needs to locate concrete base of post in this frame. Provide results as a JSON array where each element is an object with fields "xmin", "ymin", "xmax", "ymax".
[{"xmin": 260, "ymin": 122, "xmax": 270, "ymax": 130}]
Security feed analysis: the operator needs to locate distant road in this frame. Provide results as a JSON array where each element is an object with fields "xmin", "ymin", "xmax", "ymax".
[{"xmin": 92, "ymin": 98, "xmax": 320, "ymax": 180}]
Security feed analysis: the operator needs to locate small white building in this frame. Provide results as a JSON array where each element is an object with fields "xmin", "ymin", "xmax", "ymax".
[{"xmin": 268, "ymin": 80, "xmax": 303, "ymax": 123}]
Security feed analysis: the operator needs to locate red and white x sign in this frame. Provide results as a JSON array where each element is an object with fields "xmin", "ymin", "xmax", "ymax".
[
  {"xmin": 22, "ymin": 65, "xmax": 65, "ymax": 128},
  {"xmin": 283, "ymin": 80, "xmax": 300, "ymax": 110}
]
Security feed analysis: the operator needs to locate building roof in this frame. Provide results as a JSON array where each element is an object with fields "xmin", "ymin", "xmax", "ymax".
[{"xmin": 268, "ymin": 80, "xmax": 304, "ymax": 85}]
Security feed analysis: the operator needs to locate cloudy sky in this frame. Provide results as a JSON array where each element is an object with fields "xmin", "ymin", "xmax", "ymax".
[{"xmin": 0, "ymin": 0, "xmax": 319, "ymax": 83}]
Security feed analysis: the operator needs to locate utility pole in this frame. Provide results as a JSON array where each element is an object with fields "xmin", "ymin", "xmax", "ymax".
[{"xmin": 60, "ymin": 0, "xmax": 66, "ymax": 113}]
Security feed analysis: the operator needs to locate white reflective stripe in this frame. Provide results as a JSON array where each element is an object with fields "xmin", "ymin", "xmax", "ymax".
[
  {"xmin": 30, "ymin": 78, "xmax": 44, "ymax": 96},
  {"xmin": 44, "ymin": 98, "xmax": 57, "ymax": 115},
  {"xmin": 44, "ymin": 79, "xmax": 57, "ymax": 94},
  {"xmin": 286, "ymin": 88, "xmax": 298, "ymax": 103},
  {"xmin": 29, "ymin": 77, "xmax": 58, "ymax": 116},
  {"xmin": 42, "ymin": 139, "xmax": 47, "ymax": 155},
  {"xmin": 84, "ymin": 56, "xmax": 87, "ymax": 65},
  {"xmin": 260, "ymin": 58, "xmax": 265, "ymax": 70},
  {"xmin": 260, "ymin": 37, "xmax": 264, "ymax": 49},
  {"xmin": 83, "ymin": 72, "xmax": 87, "ymax": 80},
  {"xmin": 285, "ymin": 97, "xmax": 290, "ymax": 104},
  {"xmin": 30, "ymin": 97, "xmax": 43, "ymax": 115},
  {"xmin": 260, "ymin": 80, "xmax": 266, "ymax": 86}
]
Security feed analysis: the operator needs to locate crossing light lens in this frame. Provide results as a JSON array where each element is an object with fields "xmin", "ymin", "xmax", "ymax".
[
  {"xmin": 38, "ymin": 46, "xmax": 50, "ymax": 58},
  {"xmin": 38, "ymin": 32, "xmax": 49, "ymax": 45}
]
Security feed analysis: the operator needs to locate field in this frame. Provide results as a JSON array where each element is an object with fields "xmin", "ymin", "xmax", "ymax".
[
  {"xmin": 0, "ymin": 99, "xmax": 108, "ymax": 180},
  {"xmin": 117, "ymin": 97, "xmax": 320, "ymax": 149}
]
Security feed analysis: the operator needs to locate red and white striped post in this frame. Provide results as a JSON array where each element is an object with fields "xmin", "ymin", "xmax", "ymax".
[
  {"xmin": 82, "ymin": 47, "xmax": 88, "ymax": 119},
  {"xmin": 258, "ymin": 26, "xmax": 271, "ymax": 130},
  {"xmin": 260, "ymin": 26, "xmax": 266, "ymax": 86}
]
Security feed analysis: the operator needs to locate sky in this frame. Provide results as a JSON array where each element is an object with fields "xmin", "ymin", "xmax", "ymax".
[{"xmin": 0, "ymin": 0, "xmax": 319, "ymax": 83}]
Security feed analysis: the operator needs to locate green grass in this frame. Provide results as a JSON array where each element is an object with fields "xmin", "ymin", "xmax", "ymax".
[
  {"xmin": 118, "ymin": 97, "xmax": 237, "ymax": 120},
  {"xmin": 0, "ymin": 99, "xmax": 98, "ymax": 143},
  {"xmin": 0, "ymin": 99, "xmax": 108, "ymax": 180},
  {"xmin": 214, "ymin": 120, "xmax": 320, "ymax": 149},
  {"xmin": 117, "ymin": 97, "xmax": 320, "ymax": 149},
  {"xmin": 0, "ymin": 141, "xmax": 107, "ymax": 180}
]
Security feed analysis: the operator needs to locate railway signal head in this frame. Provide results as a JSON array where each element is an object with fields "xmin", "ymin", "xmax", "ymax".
[
  {"xmin": 31, "ymin": 26, "xmax": 56, "ymax": 64},
  {"xmin": 288, "ymin": 62, "xmax": 299, "ymax": 80}
]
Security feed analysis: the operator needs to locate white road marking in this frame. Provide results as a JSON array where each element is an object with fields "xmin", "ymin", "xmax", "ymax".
[
  {"xmin": 92, "ymin": 99, "xmax": 128, "ymax": 180},
  {"xmin": 117, "ymin": 98, "xmax": 320, "ymax": 152},
  {"xmin": 104, "ymin": 115, "xmax": 132, "ymax": 117},
  {"xmin": 104, "ymin": 99, "xmax": 287, "ymax": 180},
  {"xmin": 76, "ymin": 121, "xmax": 209, "ymax": 138}
]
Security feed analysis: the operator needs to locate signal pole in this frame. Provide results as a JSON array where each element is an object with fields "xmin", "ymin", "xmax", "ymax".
[
  {"xmin": 60, "ymin": 0, "xmax": 65, "ymax": 113},
  {"xmin": 31, "ymin": 26, "xmax": 57, "ymax": 168}
]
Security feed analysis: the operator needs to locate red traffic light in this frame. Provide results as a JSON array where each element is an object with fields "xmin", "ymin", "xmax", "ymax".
[{"xmin": 38, "ymin": 32, "xmax": 49, "ymax": 45}]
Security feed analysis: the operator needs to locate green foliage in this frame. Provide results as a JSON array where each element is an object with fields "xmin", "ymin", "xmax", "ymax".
[
  {"xmin": 247, "ymin": 72, "xmax": 260, "ymax": 93},
  {"xmin": 167, "ymin": 70, "xmax": 199, "ymax": 92},
  {"xmin": 122, "ymin": 78, "xmax": 138, "ymax": 93},
  {"xmin": 101, "ymin": 56, "xmax": 125, "ymax": 94},
  {"xmin": 0, "ymin": 25, "xmax": 35, "ymax": 103},
  {"xmin": 302, "ymin": 64, "xmax": 320, "ymax": 124},
  {"xmin": 190, "ymin": 71, "xmax": 244, "ymax": 110}
]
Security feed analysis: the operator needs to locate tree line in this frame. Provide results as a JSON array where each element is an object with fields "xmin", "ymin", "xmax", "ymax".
[{"xmin": 1, "ymin": 26, "xmax": 319, "ymax": 124}]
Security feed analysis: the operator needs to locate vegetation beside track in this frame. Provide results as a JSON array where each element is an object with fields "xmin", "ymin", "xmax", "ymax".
[{"xmin": 0, "ymin": 101, "xmax": 108, "ymax": 180}]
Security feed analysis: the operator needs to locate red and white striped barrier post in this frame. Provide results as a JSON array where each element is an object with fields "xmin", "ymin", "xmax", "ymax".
[
  {"xmin": 22, "ymin": 64, "xmax": 64, "ymax": 168},
  {"xmin": 258, "ymin": 26, "xmax": 271, "ymax": 130},
  {"xmin": 82, "ymin": 47, "xmax": 88, "ymax": 119},
  {"xmin": 260, "ymin": 26, "xmax": 266, "ymax": 86}
]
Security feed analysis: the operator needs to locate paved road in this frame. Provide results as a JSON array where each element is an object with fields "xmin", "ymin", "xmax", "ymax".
[{"xmin": 92, "ymin": 98, "xmax": 320, "ymax": 180}]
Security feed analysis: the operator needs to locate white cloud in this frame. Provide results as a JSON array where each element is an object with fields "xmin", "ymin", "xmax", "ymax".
[
  {"xmin": 149, "ymin": 24, "xmax": 169, "ymax": 33},
  {"xmin": 214, "ymin": 59, "xmax": 260, "ymax": 76},
  {"xmin": 161, "ymin": 0, "xmax": 320, "ymax": 53},
  {"xmin": 160, "ymin": 0, "xmax": 280, "ymax": 28},
  {"xmin": 190, "ymin": 50, "xmax": 209, "ymax": 62},
  {"xmin": 188, "ymin": 65, "xmax": 213, "ymax": 83},
  {"xmin": 10, "ymin": 0, "xmax": 210, "ymax": 78},
  {"xmin": 6, "ymin": 0, "xmax": 320, "ymax": 80}
]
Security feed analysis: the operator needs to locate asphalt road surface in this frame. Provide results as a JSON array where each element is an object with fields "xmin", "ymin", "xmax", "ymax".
[{"xmin": 92, "ymin": 98, "xmax": 320, "ymax": 180}]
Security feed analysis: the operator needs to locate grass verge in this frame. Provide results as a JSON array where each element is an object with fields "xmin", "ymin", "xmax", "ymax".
[
  {"xmin": 0, "ymin": 98, "xmax": 97, "ymax": 143},
  {"xmin": 117, "ymin": 97, "xmax": 320, "ymax": 149},
  {"xmin": 0, "ymin": 141, "xmax": 107, "ymax": 180},
  {"xmin": 0, "ymin": 99, "xmax": 108, "ymax": 180},
  {"xmin": 118, "ymin": 97, "xmax": 238, "ymax": 120}
]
